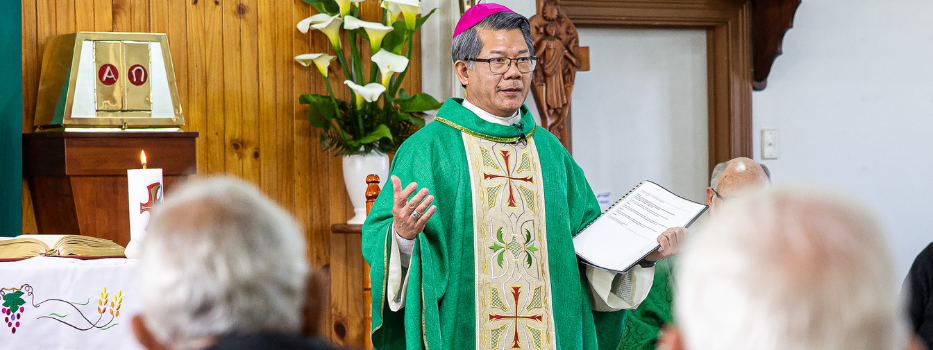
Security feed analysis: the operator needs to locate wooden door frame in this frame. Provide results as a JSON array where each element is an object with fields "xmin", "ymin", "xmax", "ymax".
[{"xmin": 557, "ymin": 0, "xmax": 753, "ymax": 171}]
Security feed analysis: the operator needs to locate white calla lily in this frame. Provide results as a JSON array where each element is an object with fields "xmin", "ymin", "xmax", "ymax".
[
  {"xmin": 371, "ymin": 50, "xmax": 409, "ymax": 87},
  {"xmin": 343, "ymin": 15, "xmax": 367, "ymax": 30},
  {"xmin": 294, "ymin": 53, "xmax": 336, "ymax": 78},
  {"xmin": 344, "ymin": 16, "xmax": 395, "ymax": 51},
  {"xmin": 345, "ymin": 80, "xmax": 387, "ymax": 108},
  {"xmin": 297, "ymin": 13, "xmax": 333, "ymax": 34},
  {"xmin": 312, "ymin": 15, "xmax": 344, "ymax": 48},
  {"xmin": 381, "ymin": 1, "xmax": 402, "ymax": 25},
  {"xmin": 335, "ymin": 0, "xmax": 352, "ymax": 16},
  {"xmin": 384, "ymin": 0, "xmax": 421, "ymax": 30}
]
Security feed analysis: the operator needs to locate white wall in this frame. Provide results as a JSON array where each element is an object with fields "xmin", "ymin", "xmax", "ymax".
[
  {"xmin": 753, "ymin": 0, "xmax": 933, "ymax": 279},
  {"xmin": 570, "ymin": 29, "xmax": 709, "ymax": 207}
]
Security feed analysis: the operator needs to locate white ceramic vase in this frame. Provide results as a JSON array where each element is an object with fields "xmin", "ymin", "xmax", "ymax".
[{"xmin": 342, "ymin": 152, "xmax": 389, "ymax": 224}]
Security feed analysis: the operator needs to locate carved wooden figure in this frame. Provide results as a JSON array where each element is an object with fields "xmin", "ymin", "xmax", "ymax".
[{"xmin": 530, "ymin": 0, "xmax": 585, "ymax": 152}]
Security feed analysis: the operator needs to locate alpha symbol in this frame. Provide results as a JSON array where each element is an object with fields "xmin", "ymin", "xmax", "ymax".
[{"xmin": 98, "ymin": 64, "xmax": 118, "ymax": 85}]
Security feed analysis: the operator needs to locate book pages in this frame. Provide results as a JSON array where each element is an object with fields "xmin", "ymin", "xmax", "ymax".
[{"xmin": 573, "ymin": 181, "xmax": 707, "ymax": 273}]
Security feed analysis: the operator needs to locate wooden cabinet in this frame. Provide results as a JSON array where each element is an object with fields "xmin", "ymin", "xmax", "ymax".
[{"xmin": 23, "ymin": 132, "xmax": 197, "ymax": 247}]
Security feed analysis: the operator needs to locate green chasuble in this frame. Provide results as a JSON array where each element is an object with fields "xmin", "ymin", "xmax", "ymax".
[
  {"xmin": 363, "ymin": 98, "xmax": 627, "ymax": 350},
  {"xmin": 617, "ymin": 259, "xmax": 674, "ymax": 350}
]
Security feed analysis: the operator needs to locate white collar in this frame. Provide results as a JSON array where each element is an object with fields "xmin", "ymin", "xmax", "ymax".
[{"xmin": 462, "ymin": 100, "xmax": 522, "ymax": 126}]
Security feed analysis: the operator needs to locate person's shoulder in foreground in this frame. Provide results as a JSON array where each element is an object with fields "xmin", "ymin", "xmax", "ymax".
[{"xmin": 203, "ymin": 333, "xmax": 342, "ymax": 350}]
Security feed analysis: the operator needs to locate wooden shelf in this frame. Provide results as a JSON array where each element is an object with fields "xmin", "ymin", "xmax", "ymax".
[{"xmin": 331, "ymin": 223, "xmax": 362, "ymax": 235}]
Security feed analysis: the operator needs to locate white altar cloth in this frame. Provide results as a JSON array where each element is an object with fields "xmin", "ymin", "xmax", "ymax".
[{"xmin": 0, "ymin": 257, "xmax": 143, "ymax": 350}]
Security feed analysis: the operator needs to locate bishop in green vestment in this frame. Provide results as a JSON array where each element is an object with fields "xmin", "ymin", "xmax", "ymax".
[{"xmin": 362, "ymin": 5, "xmax": 684, "ymax": 350}]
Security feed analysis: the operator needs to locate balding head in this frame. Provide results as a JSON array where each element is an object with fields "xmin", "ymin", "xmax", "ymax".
[
  {"xmin": 669, "ymin": 187, "xmax": 908, "ymax": 350},
  {"xmin": 708, "ymin": 157, "xmax": 771, "ymax": 211}
]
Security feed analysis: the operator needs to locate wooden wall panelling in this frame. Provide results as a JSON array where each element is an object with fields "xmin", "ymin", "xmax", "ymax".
[
  {"xmin": 292, "ymin": 0, "xmax": 336, "ymax": 338},
  {"xmin": 258, "ymin": 0, "xmax": 295, "ymax": 214},
  {"xmin": 186, "ymin": 0, "xmax": 209, "ymax": 176},
  {"xmin": 55, "ymin": 0, "xmax": 75, "ymax": 35},
  {"xmin": 223, "ymin": 0, "xmax": 244, "ymax": 177},
  {"xmin": 205, "ymin": 0, "xmax": 227, "ymax": 175},
  {"xmin": 93, "ymin": 0, "xmax": 112, "ymax": 31},
  {"xmin": 240, "ymin": 0, "xmax": 262, "ymax": 185},
  {"xmin": 21, "ymin": 1, "xmax": 425, "ymax": 347},
  {"xmin": 558, "ymin": 0, "xmax": 754, "ymax": 170},
  {"xmin": 75, "ymin": 0, "xmax": 95, "ymax": 32}
]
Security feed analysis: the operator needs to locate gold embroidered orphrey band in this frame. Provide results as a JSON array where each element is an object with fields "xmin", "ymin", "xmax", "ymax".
[{"xmin": 462, "ymin": 132, "xmax": 558, "ymax": 350}]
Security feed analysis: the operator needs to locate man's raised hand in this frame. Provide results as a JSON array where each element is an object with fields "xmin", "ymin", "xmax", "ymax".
[
  {"xmin": 644, "ymin": 227, "xmax": 688, "ymax": 262},
  {"xmin": 392, "ymin": 175, "xmax": 437, "ymax": 240}
]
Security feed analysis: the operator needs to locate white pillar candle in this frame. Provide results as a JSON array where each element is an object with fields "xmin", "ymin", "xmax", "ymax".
[{"xmin": 124, "ymin": 151, "xmax": 163, "ymax": 259}]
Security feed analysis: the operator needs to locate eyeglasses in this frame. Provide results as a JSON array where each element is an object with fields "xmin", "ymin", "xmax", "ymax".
[
  {"xmin": 468, "ymin": 56, "xmax": 538, "ymax": 74},
  {"xmin": 711, "ymin": 188, "xmax": 728, "ymax": 202}
]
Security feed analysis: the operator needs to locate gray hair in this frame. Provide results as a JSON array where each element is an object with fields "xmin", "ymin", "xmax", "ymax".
[
  {"xmin": 451, "ymin": 12, "xmax": 534, "ymax": 85},
  {"xmin": 709, "ymin": 160, "xmax": 772, "ymax": 190},
  {"xmin": 709, "ymin": 161, "xmax": 728, "ymax": 190},
  {"xmin": 137, "ymin": 177, "xmax": 309, "ymax": 350},
  {"xmin": 675, "ymin": 187, "xmax": 908, "ymax": 350}
]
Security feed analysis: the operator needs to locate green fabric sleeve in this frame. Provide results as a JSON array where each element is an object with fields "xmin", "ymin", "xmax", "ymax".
[
  {"xmin": 617, "ymin": 259, "xmax": 675, "ymax": 350},
  {"xmin": 362, "ymin": 122, "xmax": 464, "ymax": 350}
]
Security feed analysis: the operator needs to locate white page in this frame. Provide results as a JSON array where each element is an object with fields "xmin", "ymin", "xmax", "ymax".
[
  {"xmin": 573, "ymin": 181, "xmax": 707, "ymax": 272},
  {"xmin": 22, "ymin": 235, "xmax": 70, "ymax": 248}
]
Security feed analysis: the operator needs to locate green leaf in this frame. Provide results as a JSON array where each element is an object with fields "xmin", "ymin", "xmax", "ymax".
[
  {"xmin": 496, "ymin": 227, "xmax": 504, "ymax": 244},
  {"xmin": 358, "ymin": 124, "xmax": 394, "ymax": 144},
  {"xmin": 527, "ymin": 244, "xmax": 538, "ymax": 253},
  {"xmin": 394, "ymin": 111, "xmax": 412, "ymax": 121},
  {"xmin": 409, "ymin": 115, "xmax": 426, "ymax": 127},
  {"xmin": 488, "ymin": 243, "xmax": 504, "ymax": 252},
  {"xmin": 398, "ymin": 88, "xmax": 412, "ymax": 100},
  {"xmin": 299, "ymin": 94, "xmax": 336, "ymax": 129},
  {"xmin": 414, "ymin": 8, "xmax": 437, "ymax": 31},
  {"xmin": 524, "ymin": 229, "xmax": 531, "ymax": 243},
  {"xmin": 302, "ymin": 0, "xmax": 339, "ymax": 15},
  {"xmin": 525, "ymin": 254, "xmax": 532, "ymax": 268},
  {"xmin": 395, "ymin": 93, "xmax": 444, "ymax": 113},
  {"xmin": 2, "ymin": 291, "xmax": 25, "ymax": 310},
  {"xmin": 496, "ymin": 251, "xmax": 505, "ymax": 268},
  {"xmin": 381, "ymin": 21, "xmax": 409, "ymax": 54}
]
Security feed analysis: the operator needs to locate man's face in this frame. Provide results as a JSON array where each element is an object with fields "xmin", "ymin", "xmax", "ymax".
[{"xmin": 455, "ymin": 28, "xmax": 532, "ymax": 117}]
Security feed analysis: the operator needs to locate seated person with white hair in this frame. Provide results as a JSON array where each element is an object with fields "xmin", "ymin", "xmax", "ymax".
[
  {"xmin": 131, "ymin": 178, "xmax": 337, "ymax": 350},
  {"xmin": 619, "ymin": 157, "xmax": 770, "ymax": 350},
  {"xmin": 660, "ymin": 187, "xmax": 913, "ymax": 350}
]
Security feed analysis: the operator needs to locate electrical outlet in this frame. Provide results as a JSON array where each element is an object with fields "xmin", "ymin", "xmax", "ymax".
[{"xmin": 761, "ymin": 130, "xmax": 778, "ymax": 159}]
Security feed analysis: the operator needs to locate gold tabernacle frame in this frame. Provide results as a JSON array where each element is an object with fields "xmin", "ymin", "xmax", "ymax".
[{"xmin": 34, "ymin": 32, "xmax": 185, "ymax": 130}]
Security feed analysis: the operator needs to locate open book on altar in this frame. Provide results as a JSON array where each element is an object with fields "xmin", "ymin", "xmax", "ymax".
[
  {"xmin": 573, "ymin": 181, "xmax": 708, "ymax": 273},
  {"xmin": 0, "ymin": 235, "xmax": 125, "ymax": 261}
]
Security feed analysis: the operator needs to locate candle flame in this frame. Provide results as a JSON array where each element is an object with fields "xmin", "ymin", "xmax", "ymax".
[{"xmin": 140, "ymin": 151, "xmax": 147, "ymax": 169}]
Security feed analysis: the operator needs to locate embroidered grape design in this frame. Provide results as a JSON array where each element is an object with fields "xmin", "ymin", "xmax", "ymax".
[
  {"xmin": 2, "ymin": 289, "xmax": 26, "ymax": 334},
  {"xmin": 3, "ymin": 306, "xmax": 23, "ymax": 334}
]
